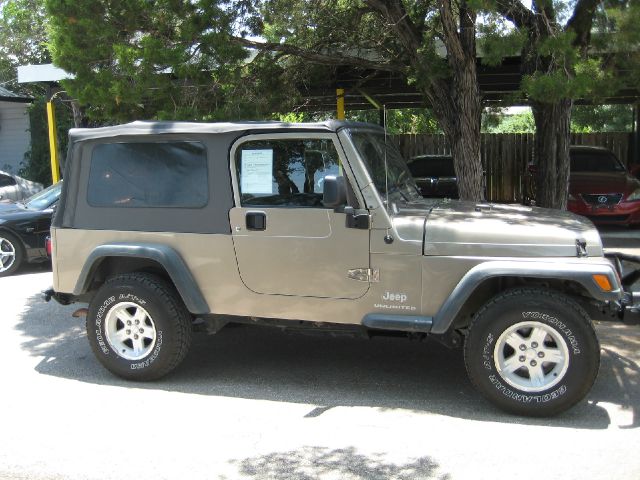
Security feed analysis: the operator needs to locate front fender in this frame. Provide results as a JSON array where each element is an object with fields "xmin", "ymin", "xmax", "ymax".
[
  {"xmin": 74, "ymin": 243, "xmax": 209, "ymax": 314},
  {"xmin": 430, "ymin": 260, "xmax": 622, "ymax": 334}
]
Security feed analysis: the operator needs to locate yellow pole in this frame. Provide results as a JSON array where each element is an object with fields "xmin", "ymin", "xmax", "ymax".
[
  {"xmin": 336, "ymin": 88, "xmax": 345, "ymax": 120},
  {"xmin": 46, "ymin": 101, "xmax": 61, "ymax": 183}
]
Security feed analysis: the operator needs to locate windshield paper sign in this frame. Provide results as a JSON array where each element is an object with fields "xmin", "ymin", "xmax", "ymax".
[{"xmin": 241, "ymin": 149, "xmax": 273, "ymax": 194}]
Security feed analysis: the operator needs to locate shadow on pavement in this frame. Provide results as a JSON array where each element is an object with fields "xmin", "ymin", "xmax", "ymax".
[
  {"xmin": 13, "ymin": 261, "xmax": 51, "ymax": 277},
  {"xmin": 17, "ymin": 292, "xmax": 639, "ymax": 430},
  {"xmin": 228, "ymin": 446, "xmax": 447, "ymax": 480}
]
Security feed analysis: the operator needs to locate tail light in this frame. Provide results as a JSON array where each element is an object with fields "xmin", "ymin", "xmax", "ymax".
[{"xmin": 45, "ymin": 236, "xmax": 52, "ymax": 257}]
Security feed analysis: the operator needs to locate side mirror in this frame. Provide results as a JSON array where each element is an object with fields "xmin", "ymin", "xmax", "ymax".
[
  {"xmin": 629, "ymin": 164, "xmax": 640, "ymax": 179},
  {"xmin": 322, "ymin": 175, "xmax": 346, "ymax": 208}
]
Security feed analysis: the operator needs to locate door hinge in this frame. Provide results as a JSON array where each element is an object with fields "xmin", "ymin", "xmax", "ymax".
[{"xmin": 347, "ymin": 268, "xmax": 379, "ymax": 283}]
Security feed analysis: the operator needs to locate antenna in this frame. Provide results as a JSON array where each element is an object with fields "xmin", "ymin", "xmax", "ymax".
[
  {"xmin": 382, "ymin": 104, "xmax": 395, "ymax": 244},
  {"xmin": 383, "ymin": 104, "xmax": 390, "ymax": 213}
]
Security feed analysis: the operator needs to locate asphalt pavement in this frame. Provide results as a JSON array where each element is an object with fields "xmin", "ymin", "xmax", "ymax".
[{"xmin": 1, "ymin": 227, "xmax": 639, "ymax": 480}]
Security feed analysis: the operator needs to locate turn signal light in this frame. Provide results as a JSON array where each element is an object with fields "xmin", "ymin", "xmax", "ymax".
[{"xmin": 592, "ymin": 274, "xmax": 612, "ymax": 292}]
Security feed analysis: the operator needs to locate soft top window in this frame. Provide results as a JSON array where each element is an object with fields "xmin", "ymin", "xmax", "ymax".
[{"xmin": 87, "ymin": 141, "xmax": 208, "ymax": 208}]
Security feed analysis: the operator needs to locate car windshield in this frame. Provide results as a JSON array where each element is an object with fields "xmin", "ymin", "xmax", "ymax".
[
  {"xmin": 570, "ymin": 151, "xmax": 625, "ymax": 173},
  {"xmin": 409, "ymin": 156, "xmax": 456, "ymax": 177},
  {"xmin": 25, "ymin": 182, "xmax": 61, "ymax": 210},
  {"xmin": 347, "ymin": 129, "xmax": 422, "ymax": 207}
]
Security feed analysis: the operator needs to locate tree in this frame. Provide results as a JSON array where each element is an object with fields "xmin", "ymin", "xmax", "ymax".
[
  {"xmin": 0, "ymin": 0, "xmax": 74, "ymax": 185},
  {"xmin": 487, "ymin": 0, "xmax": 640, "ymax": 209},
  {"xmin": 0, "ymin": 0, "xmax": 50, "ymax": 95},
  {"xmin": 46, "ymin": 0, "xmax": 487, "ymax": 201},
  {"xmin": 236, "ymin": 0, "xmax": 487, "ymax": 200},
  {"xmin": 572, "ymin": 104, "xmax": 634, "ymax": 132}
]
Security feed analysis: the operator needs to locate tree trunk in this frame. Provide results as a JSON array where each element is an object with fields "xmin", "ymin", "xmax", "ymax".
[
  {"xmin": 70, "ymin": 100, "xmax": 87, "ymax": 128},
  {"xmin": 441, "ymin": 103, "xmax": 484, "ymax": 201},
  {"xmin": 433, "ymin": 0, "xmax": 484, "ymax": 202},
  {"xmin": 427, "ymin": 66, "xmax": 484, "ymax": 202},
  {"xmin": 532, "ymin": 98, "xmax": 573, "ymax": 209}
]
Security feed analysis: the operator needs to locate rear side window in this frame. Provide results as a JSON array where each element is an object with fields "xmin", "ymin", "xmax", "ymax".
[
  {"xmin": 87, "ymin": 142, "xmax": 208, "ymax": 208},
  {"xmin": 0, "ymin": 174, "xmax": 16, "ymax": 187}
]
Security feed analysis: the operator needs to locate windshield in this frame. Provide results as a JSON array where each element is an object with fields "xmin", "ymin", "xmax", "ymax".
[
  {"xmin": 25, "ymin": 182, "xmax": 62, "ymax": 210},
  {"xmin": 347, "ymin": 129, "xmax": 422, "ymax": 208},
  {"xmin": 570, "ymin": 151, "xmax": 625, "ymax": 173}
]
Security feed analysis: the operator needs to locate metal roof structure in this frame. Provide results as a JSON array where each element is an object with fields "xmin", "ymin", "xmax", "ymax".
[
  {"xmin": 295, "ymin": 56, "xmax": 640, "ymax": 111},
  {"xmin": 0, "ymin": 85, "xmax": 32, "ymax": 103}
]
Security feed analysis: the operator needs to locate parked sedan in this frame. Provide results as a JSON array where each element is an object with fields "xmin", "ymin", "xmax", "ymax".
[
  {"xmin": 0, "ymin": 182, "xmax": 61, "ymax": 277},
  {"xmin": 567, "ymin": 146, "xmax": 640, "ymax": 226},
  {"xmin": 406, "ymin": 154, "xmax": 459, "ymax": 198},
  {"xmin": 0, "ymin": 171, "xmax": 43, "ymax": 202}
]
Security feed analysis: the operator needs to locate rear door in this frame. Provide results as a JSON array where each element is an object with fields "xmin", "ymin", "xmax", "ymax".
[{"xmin": 229, "ymin": 133, "xmax": 370, "ymax": 299}]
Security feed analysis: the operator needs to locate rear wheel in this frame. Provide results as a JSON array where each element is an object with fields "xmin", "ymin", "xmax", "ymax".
[
  {"xmin": 86, "ymin": 272, "xmax": 192, "ymax": 380},
  {"xmin": 0, "ymin": 232, "xmax": 23, "ymax": 277},
  {"xmin": 464, "ymin": 288, "xmax": 600, "ymax": 416}
]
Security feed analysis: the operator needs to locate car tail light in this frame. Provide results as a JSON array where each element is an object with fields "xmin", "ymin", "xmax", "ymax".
[{"xmin": 45, "ymin": 236, "xmax": 52, "ymax": 257}]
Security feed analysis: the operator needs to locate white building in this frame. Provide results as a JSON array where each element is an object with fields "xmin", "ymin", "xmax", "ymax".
[{"xmin": 0, "ymin": 86, "xmax": 32, "ymax": 174}]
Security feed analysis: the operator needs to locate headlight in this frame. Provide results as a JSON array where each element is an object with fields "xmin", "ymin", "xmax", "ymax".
[{"xmin": 628, "ymin": 188, "xmax": 640, "ymax": 201}]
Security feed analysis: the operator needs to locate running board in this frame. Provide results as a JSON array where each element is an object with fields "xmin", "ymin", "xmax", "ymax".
[{"xmin": 362, "ymin": 314, "xmax": 433, "ymax": 333}]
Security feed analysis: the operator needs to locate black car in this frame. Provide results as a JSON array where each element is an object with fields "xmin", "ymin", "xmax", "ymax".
[
  {"xmin": 406, "ymin": 154, "xmax": 459, "ymax": 198},
  {"xmin": 0, "ymin": 182, "xmax": 62, "ymax": 277}
]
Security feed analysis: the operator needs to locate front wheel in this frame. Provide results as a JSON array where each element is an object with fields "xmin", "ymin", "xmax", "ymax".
[
  {"xmin": 464, "ymin": 288, "xmax": 600, "ymax": 416},
  {"xmin": 86, "ymin": 273, "xmax": 193, "ymax": 380}
]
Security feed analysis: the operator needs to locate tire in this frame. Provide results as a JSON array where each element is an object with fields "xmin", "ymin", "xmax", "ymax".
[
  {"xmin": 464, "ymin": 288, "xmax": 600, "ymax": 417},
  {"xmin": 86, "ymin": 272, "xmax": 193, "ymax": 380},
  {"xmin": 0, "ymin": 231, "xmax": 24, "ymax": 277}
]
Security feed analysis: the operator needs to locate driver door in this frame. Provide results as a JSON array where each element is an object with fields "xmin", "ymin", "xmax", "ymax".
[{"xmin": 230, "ymin": 134, "xmax": 370, "ymax": 299}]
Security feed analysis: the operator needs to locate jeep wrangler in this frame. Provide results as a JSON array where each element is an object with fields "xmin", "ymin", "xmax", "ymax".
[{"xmin": 46, "ymin": 121, "xmax": 639, "ymax": 416}]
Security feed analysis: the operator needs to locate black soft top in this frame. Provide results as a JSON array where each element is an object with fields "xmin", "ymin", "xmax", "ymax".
[{"xmin": 68, "ymin": 120, "xmax": 379, "ymax": 143}]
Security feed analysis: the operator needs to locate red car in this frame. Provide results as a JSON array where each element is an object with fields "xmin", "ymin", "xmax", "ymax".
[{"xmin": 568, "ymin": 146, "xmax": 640, "ymax": 226}]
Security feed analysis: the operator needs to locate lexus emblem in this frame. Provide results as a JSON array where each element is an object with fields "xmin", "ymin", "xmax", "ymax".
[{"xmin": 597, "ymin": 195, "xmax": 608, "ymax": 204}]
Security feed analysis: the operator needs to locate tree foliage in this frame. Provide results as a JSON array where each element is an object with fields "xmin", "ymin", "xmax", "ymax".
[
  {"xmin": 43, "ymin": 0, "xmax": 640, "ymax": 206},
  {"xmin": 46, "ymin": 0, "xmax": 487, "ymax": 200},
  {"xmin": 18, "ymin": 98, "xmax": 73, "ymax": 186},
  {"xmin": 0, "ymin": 0, "xmax": 50, "ymax": 95},
  {"xmin": 572, "ymin": 104, "xmax": 634, "ymax": 132},
  {"xmin": 483, "ymin": 0, "xmax": 640, "ymax": 208}
]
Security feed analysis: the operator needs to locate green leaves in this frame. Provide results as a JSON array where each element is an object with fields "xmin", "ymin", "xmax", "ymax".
[{"xmin": 45, "ymin": 0, "xmax": 248, "ymax": 121}]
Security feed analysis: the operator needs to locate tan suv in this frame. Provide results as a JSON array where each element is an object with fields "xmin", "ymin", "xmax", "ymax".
[{"xmin": 46, "ymin": 121, "xmax": 639, "ymax": 416}]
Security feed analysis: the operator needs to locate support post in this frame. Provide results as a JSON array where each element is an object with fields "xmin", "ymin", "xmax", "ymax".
[
  {"xmin": 46, "ymin": 100, "xmax": 61, "ymax": 183},
  {"xmin": 336, "ymin": 88, "xmax": 345, "ymax": 120}
]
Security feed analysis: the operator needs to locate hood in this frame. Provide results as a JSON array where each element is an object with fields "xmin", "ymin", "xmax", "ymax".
[
  {"xmin": 570, "ymin": 172, "xmax": 640, "ymax": 196},
  {"xmin": 0, "ymin": 202, "xmax": 44, "ymax": 223},
  {"xmin": 0, "ymin": 202, "xmax": 26, "ymax": 215},
  {"xmin": 393, "ymin": 200, "xmax": 603, "ymax": 257}
]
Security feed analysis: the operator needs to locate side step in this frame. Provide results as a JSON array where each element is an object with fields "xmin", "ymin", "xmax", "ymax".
[{"xmin": 362, "ymin": 314, "xmax": 433, "ymax": 333}]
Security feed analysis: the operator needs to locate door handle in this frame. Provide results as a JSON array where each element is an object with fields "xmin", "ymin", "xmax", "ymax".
[{"xmin": 246, "ymin": 212, "xmax": 266, "ymax": 231}]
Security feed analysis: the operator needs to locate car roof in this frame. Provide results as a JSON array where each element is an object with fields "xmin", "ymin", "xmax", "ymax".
[
  {"xmin": 569, "ymin": 145, "xmax": 613, "ymax": 153},
  {"xmin": 68, "ymin": 120, "xmax": 381, "ymax": 142}
]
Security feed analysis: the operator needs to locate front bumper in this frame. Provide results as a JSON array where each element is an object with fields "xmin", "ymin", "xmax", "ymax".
[
  {"xmin": 605, "ymin": 251, "xmax": 640, "ymax": 324},
  {"xmin": 569, "ymin": 199, "xmax": 640, "ymax": 225}
]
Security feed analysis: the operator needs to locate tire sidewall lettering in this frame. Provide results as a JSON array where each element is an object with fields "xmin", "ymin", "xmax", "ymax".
[
  {"xmin": 482, "ymin": 333, "xmax": 494, "ymax": 371},
  {"xmin": 130, "ymin": 330, "xmax": 163, "ymax": 370},
  {"xmin": 94, "ymin": 295, "xmax": 116, "ymax": 355},
  {"xmin": 522, "ymin": 311, "xmax": 581, "ymax": 354},
  {"xmin": 488, "ymin": 374, "xmax": 568, "ymax": 403}
]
